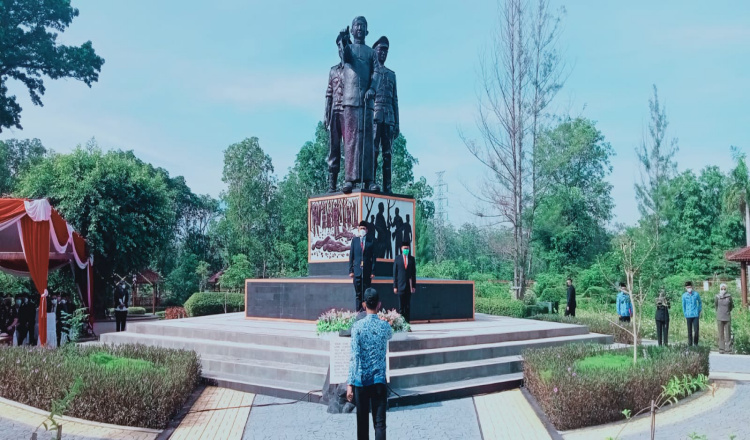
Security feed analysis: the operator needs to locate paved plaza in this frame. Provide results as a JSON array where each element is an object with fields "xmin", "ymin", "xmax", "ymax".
[{"xmin": 1, "ymin": 352, "xmax": 749, "ymax": 439}]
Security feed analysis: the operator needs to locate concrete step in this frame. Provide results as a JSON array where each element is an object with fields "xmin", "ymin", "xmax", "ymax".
[
  {"xmin": 203, "ymin": 372, "xmax": 324, "ymax": 403},
  {"xmin": 389, "ymin": 333, "xmax": 612, "ymax": 369},
  {"xmin": 125, "ymin": 320, "xmax": 330, "ymax": 351},
  {"xmin": 389, "ymin": 355, "xmax": 523, "ymax": 389},
  {"xmin": 201, "ymin": 354, "xmax": 327, "ymax": 387},
  {"xmin": 388, "ymin": 325, "xmax": 591, "ymax": 352},
  {"xmin": 388, "ymin": 372, "xmax": 524, "ymax": 406},
  {"xmin": 99, "ymin": 332, "xmax": 329, "ymax": 368}
]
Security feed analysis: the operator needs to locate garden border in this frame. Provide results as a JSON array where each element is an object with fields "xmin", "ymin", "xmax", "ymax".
[{"xmin": 0, "ymin": 396, "xmax": 162, "ymax": 434}]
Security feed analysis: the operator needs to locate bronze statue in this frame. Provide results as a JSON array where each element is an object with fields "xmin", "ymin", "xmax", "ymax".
[
  {"xmin": 371, "ymin": 36, "xmax": 399, "ymax": 194},
  {"xmin": 324, "ymin": 34, "xmax": 346, "ymax": 193},
  {"xmin": 338, "ymin": 17, "xmax": 379, "ymax": 193}
]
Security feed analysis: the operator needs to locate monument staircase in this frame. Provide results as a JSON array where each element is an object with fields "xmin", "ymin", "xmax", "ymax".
[{"xmin": 100, "ymin": 313, "xmax": 612, "ymax": 406}]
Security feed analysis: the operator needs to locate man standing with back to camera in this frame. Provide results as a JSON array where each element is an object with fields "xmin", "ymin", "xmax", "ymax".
[{"xmin": 347, "ymin": 288, "xmax": 392, "ymax": 440}]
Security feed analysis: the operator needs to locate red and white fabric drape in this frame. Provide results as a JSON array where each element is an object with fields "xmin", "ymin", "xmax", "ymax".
[{"xmin": 0, "ymin": 199, "xmax": 94, "ymax": 346}]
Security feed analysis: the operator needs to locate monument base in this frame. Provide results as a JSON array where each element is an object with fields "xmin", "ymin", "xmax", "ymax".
[
  {"xmin": 99, "ymin": 313, "xmax": 613, "ymax": 406},
  {"xmin": 245, "ymin": 277, "xmax": 475, "ymax": 322}
]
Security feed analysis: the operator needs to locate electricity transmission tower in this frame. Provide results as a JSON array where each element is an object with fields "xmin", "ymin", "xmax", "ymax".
[{"xmin": 434, "ymin": 171, "xmax": 448, "ymax": 262}]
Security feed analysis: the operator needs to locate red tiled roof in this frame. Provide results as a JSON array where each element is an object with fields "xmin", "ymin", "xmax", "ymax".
[
  {"xmin": 208, "ymin": 270, "xmax": 224, "ymax": 283},
  {"xmin": 134, "ymin": 269, "xmax": 163, "ymax": 284},
  {"xmin": 726, "ymin": 247, "xmax": 750, "ymax": 262}
]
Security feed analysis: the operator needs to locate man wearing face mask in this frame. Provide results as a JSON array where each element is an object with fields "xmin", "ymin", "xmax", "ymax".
[
  {"xmin": 393, "ymin": 240, "xmax": 416, "ymax": 323},
  {"xmin": 349, "ymin": 221, "xmax": 376, "ymax": 312}
]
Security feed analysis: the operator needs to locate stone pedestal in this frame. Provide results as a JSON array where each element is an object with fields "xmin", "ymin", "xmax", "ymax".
[{"xmin": 308, "ymin": 189, "xmax": 416, "ymax": 277}]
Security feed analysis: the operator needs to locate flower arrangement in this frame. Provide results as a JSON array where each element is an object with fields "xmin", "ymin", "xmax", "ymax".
[
  {"xmin": 377, "ymin": 309, "xmax": 411, "ymax": 333},
  {"xmin": 316, "ymin": 309, "xmax": 356, "ymax": 334},
  {"xmin": 316, "ymin": 308, "xmax": 411, "ymax": 334}
]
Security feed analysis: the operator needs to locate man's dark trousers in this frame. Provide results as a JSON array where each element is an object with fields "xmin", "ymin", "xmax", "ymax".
[
  {"xmin": 686, "ymin": 317, "xmax": 699, "ymax": 346},
  {"xmin": 16, "ymin": 324, "xmax": 29, "ymax": 345},
  {"xmin": 656, "ymin": 319, "xmax": 669, "ymax": 346},
  {"xmin": 398, "ymin": 291, "xmax": 411, "ymax": 323},
  {"xmin": 355, "ymin": 383, "xmax": 387, "ymax": 440},
  {"xmin": 564, "ymin": 307, "xmax": 575, "ymax": 317},
  {"xmin": 115, "ymin": 310, "xmax": 128, "ymax": 332}
]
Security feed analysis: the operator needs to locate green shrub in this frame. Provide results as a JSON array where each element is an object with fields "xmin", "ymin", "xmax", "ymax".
[
  {"xmin": 583, "ymin": 286, "xmax": 612, "ymax": 304},
  {"xmin": 476, "ymin": 297, "xmax": 530, "ymax": 318},
  {"xmin": 155, "ymin": 311, "xmax": 166, "ymax": 320},
  {"xmin": 0, "ymin": 344, "xmax": 200, "ymax": 429},
  {"xmin": 540, "ymin": 286, "xmax": 566, "ymax": 302},
  {"xmin": 523, "ymin": 343, "xmax": 710, "ymax": 430},
  {"xmin": 733, "ymin": 308, "xmax": 750, "ymax": 354},
  {"xmin": 534, "ymin": 272, "xmax": 566, "ymax": 298},
  {"xmin": 475, "ymin": 280, "xmax": 510, "ymax": 299},
  {"xmin": 183, "ymin": 292, "xmax": 244, "ymax": 317},
  {"xmin": 531, "ymin": 309, "xmax": 637, "ymax": 344}
]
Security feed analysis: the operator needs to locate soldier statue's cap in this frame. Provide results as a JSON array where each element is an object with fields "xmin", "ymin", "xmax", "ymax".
[{"xmin": 373, "ymin": 36, "xmax": 389, "ymax": 49}]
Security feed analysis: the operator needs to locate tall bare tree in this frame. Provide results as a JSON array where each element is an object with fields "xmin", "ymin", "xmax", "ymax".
[
  {"xmin": 464, "ymin": 0, "xmax": 565, "ymax": 299},
  {"xmin": 635, "ymin": 85, "xmax": 679, "ymax": 247}
]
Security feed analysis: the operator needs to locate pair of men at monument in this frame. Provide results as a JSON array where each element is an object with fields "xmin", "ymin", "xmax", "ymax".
[
  {"xmin": 325, "ymin": 16, "xmax": 399, "ymax": 194},
  {"xmin": 349, "ymin": 221, "xmax": 416, "ymax": 323}
]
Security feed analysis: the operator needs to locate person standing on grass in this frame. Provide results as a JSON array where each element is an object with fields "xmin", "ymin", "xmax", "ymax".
[
  {"xmin": 655, "ymin": 289, "xmax": 670, "ymax": 346},
  {"xmin": 347, "ymin": 288, "xmax": 392, "ymax": 440},
  {"xmin": 616, "ymin": 282, "xmax": 632, "ymax": 323},
  {"xmin": 682, "ymin": 281, "xmax": 702, "ymax": 346},
  {"xmin": 565, "ymin": 278, "xmax": 576, "ymax": 317},
  {"xmin": 715, "ymin": 283, "xmax": 734, "ymax": 353}
]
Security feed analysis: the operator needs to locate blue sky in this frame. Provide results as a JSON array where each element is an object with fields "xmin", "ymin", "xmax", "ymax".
[{"xmin": 1, "ymin": 0, "xmax": 748, "ymax": 227}]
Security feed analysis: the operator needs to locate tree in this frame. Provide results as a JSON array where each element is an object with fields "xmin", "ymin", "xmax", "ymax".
[
  {"xmin": 196, "ymin": 260, "xmax": 210, "ymax": 292},
  {"xmin": 165, "ymin": 252, "xmax": 200, "ymax": 305},
  {"xmin": 217, "ymin": 137, "xmax": 278, "ymax": 277},
  {"xmin": 220, "ymin": 254, "xmax": 254, "ymax": 292},
  {"xmin": 0, "ymin": 0, "xmax": 105, "ymax": 131},
  {"xmin": 14, "ymin": 141, "xmax": 175, "ymax": 312},
  {"xmin": 464, "ymin": 0, "xmax": 565, "ymax": 299},
  {"xmin": 534, "ymin": 118, "xmax": 614, "ymax": 269},
  {"xmin": 612, "ymin": 229, "xmax": 656, "ymax": 364},
  {"xmin": 726, "ymin": 147, "xmax": 750, "ymax": 246},
  {"xmin": 0, "ymin": 138, "xmax": 47, "ymax": 195},
  {"xmin": 635, "ymin": 85, "xmax": 679, "ymax": 248}
]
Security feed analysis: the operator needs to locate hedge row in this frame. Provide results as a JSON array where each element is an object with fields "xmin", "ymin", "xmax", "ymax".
[
  {"xmin": 475, "ymin": 297, "xmax": 551, "ymax": 318},
  {"xmin": 531, "ymin": 310, "xmax": 637, "ymax": 344},
  {"xmin": 183, "ymin": 292, "xmax": 244, "ymax": 317},
  {"xmin": 0, "ymin": 344, "xmax": 200, "ymax": 429},
  {"xmin": 524, "ymin": 343, "xmax": 710, "ymax": 430}
]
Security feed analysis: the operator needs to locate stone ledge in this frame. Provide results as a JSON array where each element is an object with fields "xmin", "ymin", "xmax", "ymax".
[{"xmin": 0, "ymin": 396, "xmax": 162, "ymax": 434}]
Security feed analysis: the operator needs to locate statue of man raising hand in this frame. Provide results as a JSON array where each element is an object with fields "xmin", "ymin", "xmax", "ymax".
[{"xmin": 338, "ymin": 17, "xmax": 379, "ymax": 193}]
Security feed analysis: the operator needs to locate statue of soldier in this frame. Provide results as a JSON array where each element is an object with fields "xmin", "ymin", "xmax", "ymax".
[
  {"xmin": 338, "ymin": 16, "xmax": 379, "ymax": 193},
  {"xmin": 371, "ymin": 36, "xmax": 399, "ymax": 194},
  {"xmin": 324, "ymin": 33, "xmax": 347, "ymax": 193}
]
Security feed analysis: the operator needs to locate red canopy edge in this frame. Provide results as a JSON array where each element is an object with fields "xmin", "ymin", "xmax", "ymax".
[{"xmin": 0, "ymin": 198, "xmax": 94, "ymax": 346}]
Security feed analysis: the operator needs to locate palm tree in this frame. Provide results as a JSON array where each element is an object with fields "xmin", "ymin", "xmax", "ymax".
[{"xmin": 726, "ymin": 146, "xmax": 750, "ymax": 247}]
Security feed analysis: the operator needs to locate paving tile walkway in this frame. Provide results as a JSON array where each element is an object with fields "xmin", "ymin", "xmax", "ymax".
[
  {"xmin": 0, "ymin": 397, "xmax": 160, "ymax": 440},
  {"xmin": 474, "ymin": 389, "xmax": 552, "ymax": 440},
  {"xmin": 242, "ymin": 394, "xmax": 482, "ymax": 440},
  {"xmin": 170, "ymin": 386, "xmax": 255, "ymax": 440}
]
